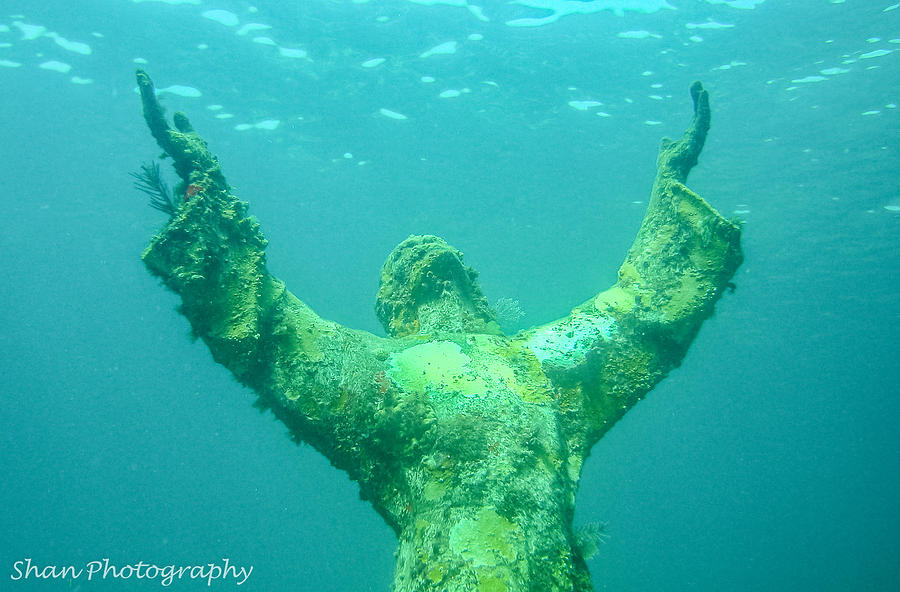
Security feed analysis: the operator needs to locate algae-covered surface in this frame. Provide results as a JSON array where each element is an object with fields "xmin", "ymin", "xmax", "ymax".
[{"xmin": 2, "ymin": 1, "xmax": 899, "ymax": 591}]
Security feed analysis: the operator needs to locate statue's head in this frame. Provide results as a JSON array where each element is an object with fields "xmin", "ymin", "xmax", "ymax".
[{"xmin": 376, "ymin": 235, "xmax": 500, "ymax": 337}]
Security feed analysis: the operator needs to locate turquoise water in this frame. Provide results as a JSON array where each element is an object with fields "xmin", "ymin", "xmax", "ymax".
[{"xmin": 1, "ymin": 1, "xmax": 897, "ymax": 590}]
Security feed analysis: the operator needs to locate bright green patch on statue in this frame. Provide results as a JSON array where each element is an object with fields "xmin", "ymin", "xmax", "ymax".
[
  {"xmin": 449, "ymin": 507, "xmax": 519, "ymax": 567},
  {"xmin": 426, "ymin": 564, "xmax": 446, "ymax": 584},
  {"xmin": 594, "ymin": 285, "xmax": 634, "ymax": 316},
  {"xmin": 388, "ymin": 341, "xmax": 489, "ymax": 396},
  {"xmin": 424, "ymin": 479, "xmax": 447, "ymax": 501},
  {"xmin": 478, "ymin": 574, "xmax": 508, "ymax": 592}
]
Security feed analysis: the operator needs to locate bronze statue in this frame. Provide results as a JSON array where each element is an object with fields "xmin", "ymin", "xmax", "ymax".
[{"xmin": 134, "ymin": 69, "xmax": 742, "ymax": 591}]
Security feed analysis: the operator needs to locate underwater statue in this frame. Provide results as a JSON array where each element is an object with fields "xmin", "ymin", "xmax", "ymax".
[{"xmin": 134, "ymin": 69, "xmax": 742, "ymax": 592}]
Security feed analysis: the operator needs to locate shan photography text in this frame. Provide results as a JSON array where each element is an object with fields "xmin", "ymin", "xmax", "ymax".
[{"xmin": 10, "ymin": 558, "xmax": 252, "ymax": 586}]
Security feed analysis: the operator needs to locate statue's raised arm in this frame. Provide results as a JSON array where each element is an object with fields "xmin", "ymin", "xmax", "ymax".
[
  {"xmin": 134, "ymin": 71, "xmax": 436, "ymax": 526},
  {"xmin": 134, "ymin": 71, "xmax": 741, "ymax": 592},
  {"xmin": 519, "ymin": 81, "xmax": 742, "ymax": 449}
]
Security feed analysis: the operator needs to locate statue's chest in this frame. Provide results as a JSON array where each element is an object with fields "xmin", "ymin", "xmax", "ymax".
[{"xmin": 386, "ymin": 338, "xmax": 555, "ymax": 421}]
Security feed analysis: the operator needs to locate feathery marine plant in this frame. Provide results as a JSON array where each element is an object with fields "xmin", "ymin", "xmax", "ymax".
[
  {"xmin": 492, "ymin": 296, "xmax": 525, "ymax": 334},
  {"xmin": 574, "ymin": 521, "xmax": 610, "ymax": 560},
  {"xmin": 131, "ymin": 161, "xmax": 176, "ymax": 217}
]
